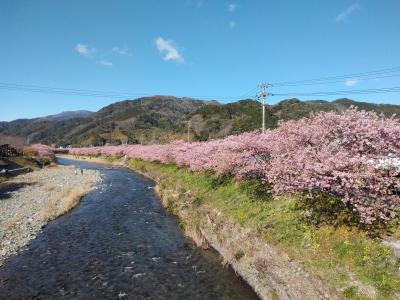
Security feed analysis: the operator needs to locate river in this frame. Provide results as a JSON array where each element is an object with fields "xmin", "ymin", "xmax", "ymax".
[{"xmin": 0, "ymin": 158, "xmax": 258, "ymax": 299}]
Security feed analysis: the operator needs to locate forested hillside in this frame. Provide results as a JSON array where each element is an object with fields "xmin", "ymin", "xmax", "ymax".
[{"xmin": 1, "ymin": 96, "xmax": 399, "ymax": 146}]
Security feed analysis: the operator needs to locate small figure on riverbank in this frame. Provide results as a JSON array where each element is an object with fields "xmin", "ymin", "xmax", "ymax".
[
  {"xmin": 74, "ymin": 169, "xmax": 78, "ymax": 175},
  {"xmin": 81, "ymin": 169, "xmax": 83, "ymax": 175}
]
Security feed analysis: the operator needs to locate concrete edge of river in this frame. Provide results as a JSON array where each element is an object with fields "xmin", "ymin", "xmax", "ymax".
[
  {"xmin": 0, "ymin": 164, "xmax": 101, "ymax": 266},
  {"xmin": 57, "ymin": 155, "xmax": 341, "ymax": 300}
]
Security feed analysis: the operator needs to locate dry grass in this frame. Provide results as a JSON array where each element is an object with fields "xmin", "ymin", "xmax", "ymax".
[
  {"xmin": 2, "ymin": 214, "xmax": 22, "ymax": 231},
  {"xmin": 185, "ymin": 226, "xmax": 210, "ymax": 249},
  {"xmin": 8, "ymin": 156, "xmax": 40, "ymax": 170},
  {"xmin": 39, "ymin": 186, "xmax": 88, "ymax": 222},
  {"xmin": 44, "ymin": 185, "xmax": 56, "ymax": 192}
]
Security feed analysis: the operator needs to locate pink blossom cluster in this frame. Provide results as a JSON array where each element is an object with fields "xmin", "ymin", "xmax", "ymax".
[
  {"xmin": 69, "ymin": 108, "xmax": 400, "ymax": 224},
  {"xmin": 31, "ymin": 144, "xmax": 56, "ymax": 159}
]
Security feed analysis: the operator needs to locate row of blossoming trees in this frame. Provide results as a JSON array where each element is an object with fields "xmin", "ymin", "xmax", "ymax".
[{"xmin": 69, "ymin": 108, "xmax": 400, "ymax": 225}]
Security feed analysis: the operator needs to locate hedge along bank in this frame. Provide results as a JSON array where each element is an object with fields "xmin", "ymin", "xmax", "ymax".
[{"xmin": 69, "ymin": 108, "xmax": 400, "ymax": 226}]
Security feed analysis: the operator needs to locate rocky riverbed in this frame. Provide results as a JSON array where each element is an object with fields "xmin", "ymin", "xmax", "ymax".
[{"xmin": 0, "ymin": 165, "xmax": 100, "ymax": 265}]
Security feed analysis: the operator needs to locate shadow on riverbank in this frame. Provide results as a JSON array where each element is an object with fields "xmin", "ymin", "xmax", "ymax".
[{"xmin": 0, "ymin": 182, "xmax": 36, "ymax": 200}]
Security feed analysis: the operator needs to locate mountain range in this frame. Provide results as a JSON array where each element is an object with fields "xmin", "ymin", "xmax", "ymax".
[
  {"xmin": 41, "ymin": 110, "xmax": 94, "ymax": 121},
  {"xmin": 0, "ymin": 96, "xmax": 399, "ymax": 147}
]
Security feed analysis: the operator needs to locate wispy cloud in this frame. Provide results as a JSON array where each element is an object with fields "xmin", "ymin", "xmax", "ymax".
[
  {"xmin": 155, "ymin": 37, "xmax": 184, "ymax": 63},
  {"xmin": 228, "ymin": 21, "xmax": 236, "ymax": 29},
  {"xmin": 345, "ymin": 79, "xmax": 358, "ymax": 86},
  {"xmin": 75, "ymin": 43, "xmax": 96, "ymax": 57},
  {"xmin": 75, "ymin": 43, "xmax": 113, "ymax": 66},
  {"xmin": 336, "ymin": 4, "xmax": 362, "ymax": 22},
  {"xmin": 227, "ymin": 3, "xmax": 237, "ymax": 12},
  {"xmin": 112, "ymin": 46, "xmax": 132, "ymax": 56},
  {"xmin": 99, "ymin": 59, "xmax": 113, "ymax": 67}
]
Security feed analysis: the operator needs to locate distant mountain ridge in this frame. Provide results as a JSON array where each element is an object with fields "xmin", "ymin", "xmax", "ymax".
[
  {"xmin": 40, "ymin": 110, "xmax": 94, "ymax": 121},
  {"xmin": 0, "ymin": 96, "xmax": 399, "ymax": 146}
]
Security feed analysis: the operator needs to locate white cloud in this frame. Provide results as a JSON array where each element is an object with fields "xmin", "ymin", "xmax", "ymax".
[
  {"xmin": 336, "ymin": 4, "xmax": 361, "ymax": 22},
  {"xmin": 228, "ymin": 3, "xmax": 237, "ymax": 12},
  {"xmin": 112, "ymin": 46, "xmax": 132, "ymax": 56},
  {"xmin": 155, "ymin": 37, "xmax": 184, "ymax": 63},
  {"xmin": 75, "ymin": 43, "xmax": 96, "ymax": 57},
  {"xmin": 75, "ymin": 43, "xmax": 114, "ymax": 67},
  {"xmin": 228, "ymin": 21, "xmax": 236, "ymax": 29},
  {"xmin": 345, "ymin": 79, "xmax": 358, "ymax": 86},
  {"xmin": 98, "ymin": 59, "xmax": 113, "ymax": 67}
]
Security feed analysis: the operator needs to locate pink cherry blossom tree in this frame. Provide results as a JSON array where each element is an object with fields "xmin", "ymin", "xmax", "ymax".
[{"xmin": 68, "ymin": 108, "xmax": 400, "ymax": 224}]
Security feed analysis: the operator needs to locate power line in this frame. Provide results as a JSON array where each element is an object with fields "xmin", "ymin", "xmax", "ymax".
[
  {"xmin": 272, "ymin": 86, "xmax": 400, "ymax": 97},
  {"xmin": 238, "ymin": 86, "xmax": 259, "ymax": 98},
  {"xmin": 3, "ymin": 82, "xmax": 397, "ymax": 101},
  {"xmin": 0, "ymin": 82, "xmax": 140, "ymax": 97},
  {"xmin": 271, "ymin": 66, "xmax": 400, "ymax": 87},
  {"xmin": 0, "ymin": 84, "xmax": 144, "ymax": 99},
  {"xmin": 0, "ymin": 82, "xmax": 246, "ymax": 101},
  {"xmin": 272, "ymin": 73, "xmax": 400, "ymax": 87},
  {"xmin": 1, "ymin": 72, "xmax": 400, "ymax": 103},
  {"xmin": 271, "ymin": 66, "xmax": 400, "ymax": 86}
]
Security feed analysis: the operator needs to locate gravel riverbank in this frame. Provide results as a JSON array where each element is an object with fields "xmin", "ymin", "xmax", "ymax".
[{"xmin": 0, "ymin": 165, "xmax": 100, "ymax": 265}]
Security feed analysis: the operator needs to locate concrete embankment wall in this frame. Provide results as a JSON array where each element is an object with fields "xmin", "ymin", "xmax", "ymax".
[{"xmin": 132, "ymin": 165, "xmax": 340, "ymax": 300}]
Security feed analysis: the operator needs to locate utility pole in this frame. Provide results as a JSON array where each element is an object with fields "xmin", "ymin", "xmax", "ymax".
[
  {"xmin": 140, "ymin": 132, "xmax": 143, "ymax": 145},
  {"xmin": 109, "ymin": 123, "xmax": 113, "ymax": 144},
  {"xmin": 187, "ymin": 120, "xmax": 191, "ymax": 143},
  {"xmin": 257, "ymin": 83, "xmax": 271, "ymax": 133}
]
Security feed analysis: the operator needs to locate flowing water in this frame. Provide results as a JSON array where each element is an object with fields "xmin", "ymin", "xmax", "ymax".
[{"xmin": 0, "ymin": 158, "xmax": 258, "ymax": 299}]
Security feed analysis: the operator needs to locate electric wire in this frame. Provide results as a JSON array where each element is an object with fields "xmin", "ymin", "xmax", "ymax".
[
  {"xmin": 272, "ymin": 86, "xmax": 400, "ymax": 97},
  {"xmin": 0, "ymin": 82, "xmax": 245, "ymax": 101},
  {"xmin": 271, "ymin": 66, "xmax": 400, "ymax": 87},
  {"xmin": 272, "ymin": 73, "xmax": 400, "ymax": 87},
  {"xmin": 2, "ymin": 64, "xmax": 400, "ymax": 101}
]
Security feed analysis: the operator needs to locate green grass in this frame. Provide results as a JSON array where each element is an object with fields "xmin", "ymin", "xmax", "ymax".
[
  {"xmin": 0, "ymin": 156, "xmax": 42, "ymax": 183},
  {"xmin": 105, "ymin": 155, "xmax": 120, "ymax": 163},
  {"xmin": 234, "ymin": 249, "xmax": 245, "ymax": 261},
  {"xmin": 8, "ymin": 156, "xmax": 41, "ymax": 170},
  {"xmin": 128, "ymin": 158, "xmax": 400, "ymax": 299}
]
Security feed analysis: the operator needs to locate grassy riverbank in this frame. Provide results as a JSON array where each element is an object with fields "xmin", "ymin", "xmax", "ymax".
[
  {"xmin": 127, "ymin": 159, "xmax": 400, "ymax": 300},
  {"xmin": 0, "ymin": 155, "xmax": 51, "ymax": 183}
]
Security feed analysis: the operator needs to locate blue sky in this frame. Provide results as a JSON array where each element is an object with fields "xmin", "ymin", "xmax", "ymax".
[{"xmin": 1, "ymin": 0, "xmax": 400, "ymax": 121}]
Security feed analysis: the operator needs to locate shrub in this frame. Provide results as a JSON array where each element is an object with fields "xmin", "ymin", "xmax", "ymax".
[
  {"xmin": 30, "ymin": 144, "xmax": 55, "ymax": 160},
  {"xmin": 234, "ymin": 249, "xmax": 245, "ymax": 261},
  {"xmin": 23, "ymin": 147, "xmax": 39, "ymax": 157}
]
